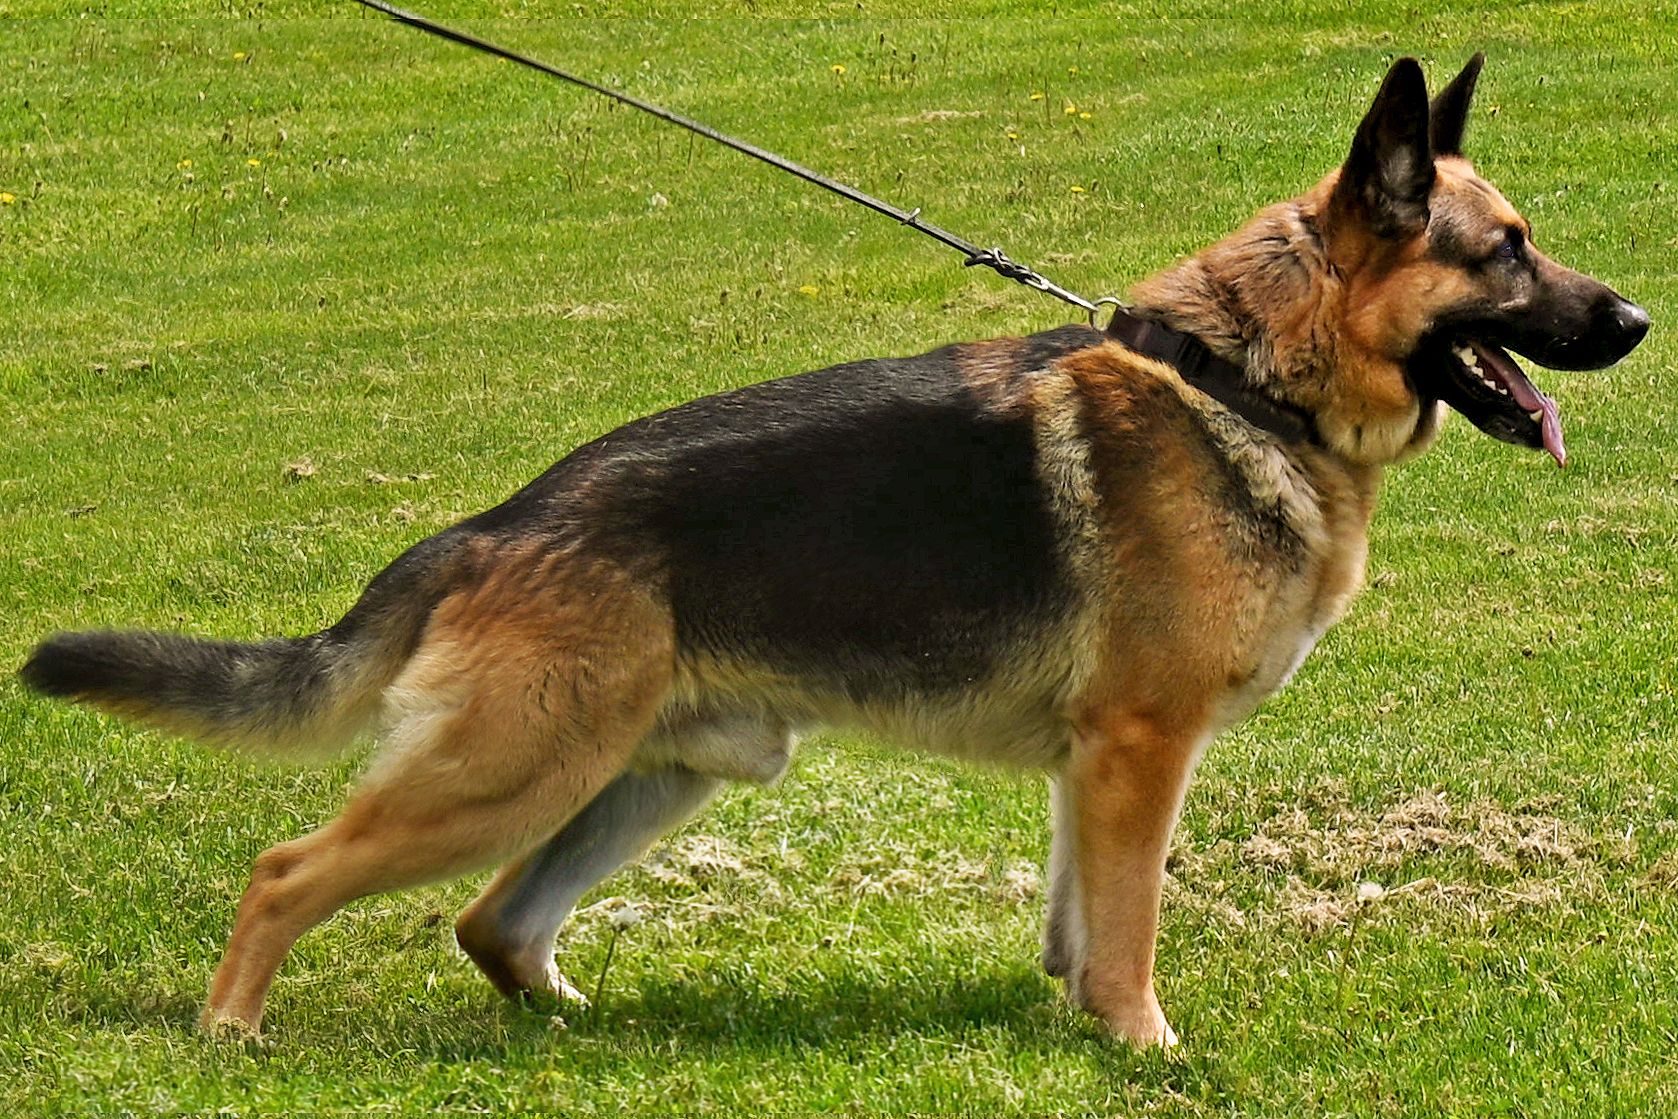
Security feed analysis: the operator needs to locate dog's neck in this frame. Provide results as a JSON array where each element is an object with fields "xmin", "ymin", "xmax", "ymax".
[
  {"xmin": 1127, "ymin": 198, "xmax": 1325, "ymax": 396},
  {"xmin": 1126, "ymin": 185, "xmax": 1440, "ymax": 466},
  {"xmin": 1103, "ymin": 307, "xmax": 1315, "ymax": 445}
]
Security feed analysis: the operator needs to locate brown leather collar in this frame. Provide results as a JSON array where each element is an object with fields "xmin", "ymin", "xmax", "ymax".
[{"xmin": 1105, "ymin": 308, "xmax": 1315, "ymax": 445}]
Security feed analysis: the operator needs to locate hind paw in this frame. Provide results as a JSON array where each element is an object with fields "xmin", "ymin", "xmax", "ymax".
[{"xmin": 518, "ymin": 958, "xmax": 590, "ymax": 1011}]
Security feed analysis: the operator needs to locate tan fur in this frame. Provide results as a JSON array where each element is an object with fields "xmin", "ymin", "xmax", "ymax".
[
  {"xmin": 1132, "ymin": 172, "xmax": 1450, "ymax": 466},
  {"xmin": 201, "ymin": 552, "xmax": 674, "ymax": 1033},
  {"xmin": 1011, "ymin": 67, "xmax": 1639, "ymax": 1037},
  {"xmin": 1024, "ymin": 182, "xmax": 1413, "ymax": 1040}
]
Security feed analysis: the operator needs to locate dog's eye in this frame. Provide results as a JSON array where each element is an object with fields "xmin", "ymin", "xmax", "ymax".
[{"xmin": 1494, "ymin": 230, "xmax": 1524, "ymax": 261}]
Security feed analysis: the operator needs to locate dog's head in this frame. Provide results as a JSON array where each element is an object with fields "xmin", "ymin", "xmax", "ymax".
[
  {"xmin": 1140, "ymin": 55, "xmax": 1652, "ymax": 466},
  {"xmin": 1313, "ymin": 54, "xmax": 1649, "ymax": 465}
]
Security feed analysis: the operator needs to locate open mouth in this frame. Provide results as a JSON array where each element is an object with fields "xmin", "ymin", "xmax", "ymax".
[{"xmin": 1422, "ymin": 337, "xmax": 1566, "ymax": 467}]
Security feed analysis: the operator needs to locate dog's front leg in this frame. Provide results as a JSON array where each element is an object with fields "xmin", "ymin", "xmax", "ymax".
[
  {"xmin": 1040, "ymin": 776, "xmax": 1083, "ymax": 981},
  {"xmin": 1061, "ymin": 710, "xmax": 1204, "ymax": 1048}
]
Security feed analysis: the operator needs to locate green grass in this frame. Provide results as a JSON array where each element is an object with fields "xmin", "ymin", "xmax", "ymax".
[{"xmin": 4, "ymin": 8, "xmax": 1677, "ymax": 1116}]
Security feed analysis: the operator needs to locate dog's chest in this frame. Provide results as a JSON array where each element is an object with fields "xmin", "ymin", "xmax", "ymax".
[
  {"xmin": 1220, "ymin": 609, "xmax": 1334, "ymax": 728},
  {"xmin": 1217, "ymin": 480, "xmax": 1372, "ymax": 727}
]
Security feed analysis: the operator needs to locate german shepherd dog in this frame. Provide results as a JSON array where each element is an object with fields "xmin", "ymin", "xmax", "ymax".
[{"xmin": 21, "ymin": 55, "xmax": 1648, "ymax": 1046}]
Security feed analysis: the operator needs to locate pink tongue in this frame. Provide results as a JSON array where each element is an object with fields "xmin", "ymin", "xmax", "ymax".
[{"xmin": 1472, "ymin": 342, "xmax": 1566, "ymax": 468}]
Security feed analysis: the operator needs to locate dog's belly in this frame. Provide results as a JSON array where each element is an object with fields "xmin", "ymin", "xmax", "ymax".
[
  {"xmin": 826, "ymin": 690, "xmax": 1075, "ymax": 768},
  {"xmin": 647, "ymin": 676, "xmax": 1077, "ymax": 782}
]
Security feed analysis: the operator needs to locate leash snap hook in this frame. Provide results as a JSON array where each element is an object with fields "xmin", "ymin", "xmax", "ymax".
[
  {"xmin": 353, "ymin": 0, "xmax": 1107, "ymax": 323},
  {"xmin": 1087, "ymin": 296, "xmax": 1126, "ymax": 330}
]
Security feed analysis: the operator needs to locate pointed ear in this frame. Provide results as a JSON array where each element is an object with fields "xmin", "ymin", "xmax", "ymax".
[
  {"xmin": 1332, "ymin": 57, "xmax": 1434, "ymax": 237},
  {"xmin": 1430, "ymin": 52, "xmax": 1485, "ymax": 156}
]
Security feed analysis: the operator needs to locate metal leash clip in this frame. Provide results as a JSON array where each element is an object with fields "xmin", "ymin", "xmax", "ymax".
[
  {"xmin": 353, "ymin": 0, "xmax": 1111, "ymax": 327},
  {"xmin": 1086, "ymin": 296, "xmax": 1126, "ymax": 330}
]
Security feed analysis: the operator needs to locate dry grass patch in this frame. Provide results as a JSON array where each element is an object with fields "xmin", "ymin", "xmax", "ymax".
[
  {"xmin": 1237, "ymin": 788, "xmax": 1596, "ymax": 878},
  {"xmin": 1167, "ymin": 782, "xmax": 1636, "ymax": 935}
]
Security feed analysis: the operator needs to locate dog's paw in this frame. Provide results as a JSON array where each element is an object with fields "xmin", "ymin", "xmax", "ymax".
[
  {"xmin": 516, "ymin": 959, "xmax": 592, "ymax": 1018},
  {"xmin": 535, "ymin": 956, "xmax": 590, "ymax": 1006},
  {"xmin": 1101, "ymin": 1000, "xmax": 1178, "ymax": 1049},
  {"xmin": 551, "ymin": 966, "xmax": 590, "ymax": 1007},
  {"xmin": 199, "ymin": 1007, "xmax": 267, "ymax": 1046},
  {"xmin": 1120, "ymin": 1013, "xmax": 1179, "ymax": 1049},
  {"xmin": 1070, "ymin": 977, "xmax": 1178, "ymax": 1049}
]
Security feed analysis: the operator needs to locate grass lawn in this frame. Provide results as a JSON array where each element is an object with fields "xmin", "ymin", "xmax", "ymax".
[{"xmin": 3, "ymin": 6, "xmax": 1675, "ymax": 1115}]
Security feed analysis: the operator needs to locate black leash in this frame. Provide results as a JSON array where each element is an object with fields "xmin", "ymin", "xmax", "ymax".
[
  {"xmin": 347, "ymin": 0, "xmax": 1116, "ymax": 324},
  {"xmin": 345, "ymin": 2, "xmax": 1314, "ymax": 444}
]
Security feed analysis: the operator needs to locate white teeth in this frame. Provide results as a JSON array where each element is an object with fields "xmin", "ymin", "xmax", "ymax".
[
  {"xmin": 1528, "ymin": 409, "xmax": 1543, "ymax": 421},
  {"xmin": 1455, "ymin": 341, "xmax": 1511, "ymax": 395}
]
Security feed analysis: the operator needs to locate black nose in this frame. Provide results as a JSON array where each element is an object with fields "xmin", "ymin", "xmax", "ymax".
[{"xmin": 1616, "ymin": 299, "xmax": 1652, "ymax": 347}]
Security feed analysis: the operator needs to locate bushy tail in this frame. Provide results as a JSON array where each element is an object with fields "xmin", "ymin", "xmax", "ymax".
[{"xmin": 20, "ymin": 539, "xmax": 458, "ymax": 762}]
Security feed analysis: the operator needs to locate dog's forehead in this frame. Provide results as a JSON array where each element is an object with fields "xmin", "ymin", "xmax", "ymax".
[
  {"xmin": 1422, "ymin": 157, "xmax": 1530, "ymax": 258},
  {"xmin": 1430, "ymin": 158, "xmax": 1527, "ymax": 245}
]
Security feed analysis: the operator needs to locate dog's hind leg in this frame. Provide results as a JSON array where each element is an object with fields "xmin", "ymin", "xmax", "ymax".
[
  {"xmin": 454, "ymin": 766, "xmax": 720, "ymax": 1003},
  {"xmin": 455, "ymin": 711, "xmax": 793, "ymax": 1002},
  {"xmin": 199, "ymin": 560, "xmax": 673, "ymax": 1036}
]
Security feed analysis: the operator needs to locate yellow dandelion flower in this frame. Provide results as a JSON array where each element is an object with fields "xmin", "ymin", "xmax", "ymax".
[
  {"xmin": 1079, "ymin": 111, "xmax": 1092, "ymax": 120},
  {"xmin": 0, "ymin": 192, "xmax": 14, "ymax": 205},
  {"xmin": 830, "ymin": 64, "xmax": 846, "ymax": 75},
  {"xmin": 177, "ymin": 158, "xmax": 193, "ymax": 170},
  {"xmin": 247, "ymin": 158, "xmax": 261, "ymax": 168},
  {"xmin": 1029, "ymin": 91, "xmax": 1045, "ymax": 101},
  {"xmin": 1068, "ymin": 66, "xmax": 1080, "ymax": 75},
  {"xmin": 1006, "ymin": 131, "xmax": 1019, "ymax": 140},
  {"xmin": 233, "ymin": 51, "xmax": 248, "ymax": 61},
  {"xmin": 799, "ymin": 284, "xmax": 820, "ymax": 297},
  {"xmin": 1069, "ymin": 184, "xmax": 1086, "ymax": 194},
  {"xmin": 1063, "ymin": 102, "xmax": 1078, "ymax": 116}
]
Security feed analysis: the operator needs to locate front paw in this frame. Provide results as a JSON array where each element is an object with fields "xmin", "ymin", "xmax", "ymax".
[
  {"xmin": 1108, "ymin": 1004, "xmax": 1178, "ymax": 1049},
  {"xmin": 1041, "ymin": 935, "xmax": 1073, "ymax": 978},
  {"xmin": 1070, "ymin": 976, "xmax": 1178, "ymax": 1048},
  {"xmin": 199, "ymin": 1007, "xmax": 266, "ymax": 1046}
]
